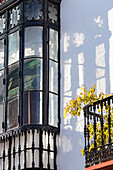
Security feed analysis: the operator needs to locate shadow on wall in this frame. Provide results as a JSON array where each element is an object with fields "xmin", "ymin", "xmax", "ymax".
[{"xmin": 59, "ymin": 0, "xmax": 113, "ymax": 170}]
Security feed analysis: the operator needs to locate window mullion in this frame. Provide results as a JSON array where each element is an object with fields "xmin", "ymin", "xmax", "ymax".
[
  {"xmin": 43, "ymin": 0, "xmax": 48, "ymax": 126},
  {"xmin": 4, "ymin": 36, "xmax": 8, "ymax": 131},
  {"xmin": 43, "ymin": 26, "xmax": 48, "ymax": 126},
  {"xmin": 19, "ymin": 29, "xmax": 22, "ymax": 127}
]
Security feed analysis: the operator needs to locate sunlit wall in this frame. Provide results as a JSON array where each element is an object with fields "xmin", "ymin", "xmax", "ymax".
[{"xmin": 59, "ymin": 0, "xmax": 113, "ymax": 169}]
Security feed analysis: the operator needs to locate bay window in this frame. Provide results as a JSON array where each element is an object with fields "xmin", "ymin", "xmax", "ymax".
[{"xmin": 0, "ymin": 0, "xmax": 61, "ymax": 169}]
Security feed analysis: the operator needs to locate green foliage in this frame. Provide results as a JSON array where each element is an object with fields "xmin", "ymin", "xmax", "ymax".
[{"xmin": 64, "ymin": 84, "xmax": 113, "ymax": 156}]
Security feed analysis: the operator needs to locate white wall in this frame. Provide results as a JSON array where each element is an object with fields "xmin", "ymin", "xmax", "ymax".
[{"xmin": 58, "ymin": 0, "xmax": 113, "ymax": 170}]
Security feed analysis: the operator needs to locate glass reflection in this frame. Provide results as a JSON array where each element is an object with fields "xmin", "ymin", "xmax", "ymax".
[
  {"xmin": 48, "ymin": 3, "xmax": 58, "ymax": 24},
  {"xmin": 0, "ymin": 70, "xmax": 4, "ymax": 101},
  {"xmin": 20, "ymin": 151, "xmax": 24, "ymax": 169},
  {"xmin": 50, "ymin": 152, "xmax": 54, "ymax": 169},
  {"xmin": 50, "ymin": 133, "xmax": 54, "ymax": 151},
  {"xmin": 49, "ymin": 60, "xmax": 58, "ymax": 93},
  {"xmin": 0, "ymin": 14, "xmax": 5, "ymax": 33},
  {"xmin": 9, "ymin": 6, "xmax": 20, "ymax": 28},
  {"xmin": 5, "ymin": 157, "xmax": 8, "ymax": 170},
  {"xmin": 43, "ymin": 131, "xmax": 48, "ymax": 149},
  {"xmin": 7, "ymin": 97, "xmax": 19, "ymax": 129},
  {"xmin": 24, "ymin": 0, "xmax": 42, "ymax": 20},
  {"xmin": 49, "ymin": 29, "xmax": 58, "ymax": 61},
  {"xmin": 49, "ymin": 93, "xmax": 58, "ymax": 127},
  {"xmin": 8, "ymin": 31, "xmax": 19, "ymax": 65},
  {"xmin": 23, "ymin": 91, "xmax": 42, "ymax": 125},
  {"xmin": 0, "ymin": 40, "xmax": 4, "ymax": 69},
  {"xmin": 0, "ymin": 102, "xmax": 3, "ymax": 133},
  {"xmin": 8, "ymin": 63, "xmax": 19, "ymax": 98},
  {"xmin": 26, "ymin": 150, "xmax": 32, "ymax": 168},
  {"xmin": 15, "ymin": 154, "xmax": 18, "ymax": 169},
  {"xmin": 43, "ymin": 151, "xmax": 48, "ymax": 168},
  {"xmin": 34, "ymin": 150, "xmax": 39, "ymax": 167},
  {"xmin": 0, "ymin": 17, "xmax": 3, "ymax": 34},
  {"xmin": 26, "ymin": 130, "xmax": 32, "ymax": 148},
  {"xmin": 25, "ymin": 27, "xmax": 42, "ymax": 58},
  {"xmin": 24, "ymin": 59, "xmax": 42, "ymax": 91}
]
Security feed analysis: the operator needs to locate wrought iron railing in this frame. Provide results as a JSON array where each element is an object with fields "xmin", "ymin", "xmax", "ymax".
[
  {"xmin": 0, "ymin": 125, "xmax": 59, "ymax": 170},
  {"xmin": 84, "ymin": 95, "xmax": 113, "ymax": 167}
]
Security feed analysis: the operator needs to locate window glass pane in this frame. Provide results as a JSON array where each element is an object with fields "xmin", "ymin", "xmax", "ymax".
[
  {"xmin": 24, "ymin": 0, "xmax": 43, "ymax": 20},
  {"xmin": 5, "ymin": 157, "xmax": 8, "ymax": 170},
  {"xmin": 34, "ymin": 149, "xmax": 39, "ymax": 167},
  {"xmin": 48, "ymin": 2, "xmax": 58, "ymax": 24},
  {"xmin": 49, "ymin": 93, "xmax": 58, "ymax": 127},
  {"xmin": 49, "ymin": 133, "xmax": 54, "ymax": 151},
  {"xmin": 8, "ymin": 31, "xmax": 19, "ymax": 65},
  {"xmin": 26, "ymin": 150, "xmax": 32, "ymax": 168},
  {"xmin": 34, "ymin": 130, "xmax": 39, "ymax": 147},
  {"xmin": 9, "ymin": 5, "xmax": 20, "ymax": 28},
  {"xmin": 43, "ymin": 151, "xmax": 48, "ymax": 168},
  {"xmin": 0, "ymin": 69, "xmax": 4, "ymax": 134},
  {"xmin": 49, "ymin": 60, "xmax": 58, "ymax": 93},
  {"xmin": 20, "ymin": 151, "xmax": 24, "ymax": 169},
  {"xmin": 25, "ymin": 27, "xmax": 42, "ymax": 58},
  {"xmin": 0, "ymin": 39, "xmax": 4, "ymax": 69},
  {"xmin": 15, "ymin": 154, "xmax": 18, "ymax": 170},
  {"xmin": 50, "ymin": 152, "xmax": 54, "ymax": 169},
  {"xmin": 7, "ymin": 97, "xmax": 19, "ymax": 129},
  {"xmin": 0, "ymin": 14, "xmax": 5, "ymax": 33},
  {"xmin": 24, "ymin": 59, "xmax": 42, "ymax": 91},
  {"xmin": 26, "ymin": 130, "xmax": 32, "ymax": 148},
  {"xmin": 49, "ymin": 29, "xmax": 58, "ymax": 61},
  {"xmin": 8, "ymin": 63, "xmax": 19, "ymax": 98},
  {"xmin": 43, "ymin": 131, "xmax": 48, "ymax": 149},
  {"xmin": 23, "ymin": 91, "xmax": 42, "ymax": 125},
  {"xmin": 0, "ymin": 158, "xmax": 3, "ymax": 169},
  {"xmin": 0, "ymin": 102, "xmax": 3, "ymax": 133},
  {"xmin": 0, "ymin": 70, "xmax": 4, "ymax": 101}
]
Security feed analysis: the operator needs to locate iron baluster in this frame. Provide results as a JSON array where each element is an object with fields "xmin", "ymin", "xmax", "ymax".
[
  {"xmin": 13, "ymin": 135, "xmax": 15, "ymax": 170},
  {"xmin": 84, "ymin": 107, "xmax": 87, "ymax": 167},
  {"xmin": 18, "ymin": 132, "xmax": 21, "ymax": 170},
  {"xmin": 93, "ymin": 104, "xmax": 97, "ymax": 148},
  {"xmin": 87, "ymin": 107, "xmax": 90, "ymax": 150},
  {"xmin": 108, "ymin": 99, "xmax": 111, "ymax": 144},
  {"xmin": 48, "ymin": 130, "xmax": 50, "ymax": 169},
  {"xmin": 54, "ymin": 132, "xmax": 57, "ymax": 170},
  {"xmin": 32, "ymin": 129, "xmax": 35, "ymax": 168},
  {"xmin": 39, "ymin": 128, "xmax": 43, "ymax": 168},
  {"xmin": 24, "ymin": 130, "xmax": 26, "ymax": 169},
  {"xmin": 101, "ymin": 102, "xmax": 104, "ymax": 146}
]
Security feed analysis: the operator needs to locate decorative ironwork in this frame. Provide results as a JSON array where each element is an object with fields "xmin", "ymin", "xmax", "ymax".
[
  {"xmin": 0, "ymin": 125, "xmax": 59, "ymax": 169},
  {"xmin": 84, "ymin": 95, "xmax": 113, "ymax": 167},
  {"xmin": 24, "ymin": 0, "xmax": 43, "ymax": 21}
]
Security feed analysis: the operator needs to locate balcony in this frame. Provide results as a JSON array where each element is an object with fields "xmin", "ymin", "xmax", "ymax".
[
  {"xmin": 84, "ymin": 95, "xmax": 113, "ymax": 169},
  {"xmin": 0, "ymin": 125, "xmax": 59, "ymax": 169}
]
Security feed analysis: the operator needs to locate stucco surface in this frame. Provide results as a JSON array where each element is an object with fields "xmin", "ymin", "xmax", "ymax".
[{"xmin": 59, "ymin": 0, "xmax": 113, "ymax": 169}]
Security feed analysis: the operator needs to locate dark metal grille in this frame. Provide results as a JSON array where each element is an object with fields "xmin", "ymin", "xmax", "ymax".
[
  {"xmin": 84, "ymin": 95, "xmax": 113, "ymax": 168},
  {"xmin": 0, "ymin": 125, "xmax": 58, "ymax": 169}
]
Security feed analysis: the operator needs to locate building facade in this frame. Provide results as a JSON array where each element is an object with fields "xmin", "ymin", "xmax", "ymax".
[
  {"xmin": 0, "ymin": 0, "xmax": 113, "ymax": 170},
  {"xmin": 60, "ymin": 0, "xmax": 113, "ymax": 170}
]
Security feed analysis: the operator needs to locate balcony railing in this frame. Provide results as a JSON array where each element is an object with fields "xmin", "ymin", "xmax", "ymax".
[
  {"xmin": 84, "ymin": 95, "xmax": 113, "ymax": 168},
  {"xmin": 0, "ymin": 125, "xmax": 59, "ymax": 170}
]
